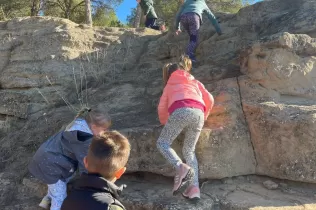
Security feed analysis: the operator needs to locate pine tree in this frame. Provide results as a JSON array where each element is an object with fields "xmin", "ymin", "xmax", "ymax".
[{"xmin": 85, "ymin": 0, "xmax": 92, "ymax": 26}]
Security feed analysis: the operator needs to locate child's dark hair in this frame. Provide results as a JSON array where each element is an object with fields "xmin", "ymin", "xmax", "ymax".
[
  {"xmin": 66, "ymin": 106, "xmax": 111, "ymax": 130},
  {"xmin": 162, "ymin": 55, "xmax": 192, "ymax": 86},
  {"xmin": 87, "ymin": 131, "xmax": 130, "ymax": 179},
  {"xmin": 162, "ymin": 63, "xmax": 180, "ymax": 86}
]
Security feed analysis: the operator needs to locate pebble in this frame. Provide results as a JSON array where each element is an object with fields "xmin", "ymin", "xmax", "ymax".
[
  {"xmin": 222, "ymin": 178, "xmax": 233, "ymax": 184},
  {"xmin": 263, "ymin": 180, "xmax": 279, "ymax": 190},
  {"xmin": 279, "ymin": 183, "xmax": 288, "ymax": 188}
]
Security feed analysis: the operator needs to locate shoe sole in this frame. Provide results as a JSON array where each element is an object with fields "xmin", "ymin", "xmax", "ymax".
[
  {"xmin": 173, "ymin": 168, "xmax": 194, "ymax": 196},
  {"xmin": 182, "ymin": 194, "xmax": 201, "ymax": 204},
  {"xmin": 39, "ymin": 201, "xmax": 51, "ymax": 209},
  {"xmin": 39, "ymin": 204, "xmax": 50, "ymax": 209}
]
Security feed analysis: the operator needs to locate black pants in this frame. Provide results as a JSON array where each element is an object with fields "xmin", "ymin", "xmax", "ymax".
[{"xmin": 145, "ymin": 18, "xmax": 160, "ymax": 30}]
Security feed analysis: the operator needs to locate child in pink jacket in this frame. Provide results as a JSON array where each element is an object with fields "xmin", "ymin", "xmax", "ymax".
[{"xmin": 157, "ymin": 55, "xmax": 214, "ymax": 202}]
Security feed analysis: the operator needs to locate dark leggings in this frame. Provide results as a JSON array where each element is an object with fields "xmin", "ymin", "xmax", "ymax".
[
  {"xmin": 145, "ymin": 18, "xmax": 160, "ymax": 30},
  {"xmin": 180, "ymin": 13, "xmax": 201, "ymax": 60}
]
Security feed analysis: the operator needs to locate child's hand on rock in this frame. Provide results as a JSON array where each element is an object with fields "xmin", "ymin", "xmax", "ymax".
[{"xmin": 175, "ymin": 30, "xmax": 181, "ymax": 36}]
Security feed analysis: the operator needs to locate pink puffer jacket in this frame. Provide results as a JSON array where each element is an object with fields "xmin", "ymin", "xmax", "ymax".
[{"xmin": 158, "ymin": 70, "xmax": 214, "ymax": 125}]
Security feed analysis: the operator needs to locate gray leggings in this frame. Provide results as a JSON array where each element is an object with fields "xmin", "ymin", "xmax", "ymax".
[{"xmin": 157, "ymin": 107, "xmax": 204, "ymax": 186}]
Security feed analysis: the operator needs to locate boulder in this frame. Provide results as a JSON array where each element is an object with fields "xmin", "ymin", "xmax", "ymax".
[
  {"xmin": 239, "ymin": 32, "xmax": 316, "ymax": 183},
  {"xmin": 0, "ymin": 0, "xmax": 316, "ymax": 208}
]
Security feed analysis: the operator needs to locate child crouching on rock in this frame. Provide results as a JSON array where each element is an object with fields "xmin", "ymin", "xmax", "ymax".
[
  {"xmin": 28, "ymin": 107, "xmax": 111, "ymax": 210},
  {"xmin": 61, "ymin": 131, "xmax": 130, "ymax": 210},
  {"xmin": 157, "ymin": 55, "xmax": 214, "ymax": 202},
  {"xmin": 136, "ymin": 0, "xmax": 166, "ymax": 31}
]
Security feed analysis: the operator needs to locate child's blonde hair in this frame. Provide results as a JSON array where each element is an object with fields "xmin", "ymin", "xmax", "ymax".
[
  {"xmin": 162, "ymin": 55, "xmax": 192, "ymax": 86},
  {"xmin": 66, "ymin": 106, "xmax": 111, "ymax": 130},
  {"xmin": 178, "ymin": 55, "xmax": 192, "ymax": 72}
]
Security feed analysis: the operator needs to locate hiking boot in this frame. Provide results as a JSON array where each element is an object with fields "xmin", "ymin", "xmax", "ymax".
[
  {"xmin": 39, "ymin": 196, "xmax": 51, "ymax": 209},
  {"xmin": 173, "ymin": 163, "xmax": 194, "ymax": 195},
  {"xmin": 183, "ymin": 185, "xmax": 201, "ymax": 203}
]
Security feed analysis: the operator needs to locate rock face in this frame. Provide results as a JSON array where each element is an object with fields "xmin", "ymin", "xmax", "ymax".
[
  {"xmin": 240, "ymin": 33, "xmax": 316, "ymax": 183},
  {"xmin": 0, "ymin": 0, "xmax": 316, "ymax": 209},
  {"xmin": 17, "ymin": 173, "xmax": 316, "ymax": 210}
]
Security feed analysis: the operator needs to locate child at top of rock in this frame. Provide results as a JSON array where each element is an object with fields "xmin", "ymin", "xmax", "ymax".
[
  {"xmin": 61, "ymin": 131, "xmax": 130, "ymax": 210},
  {"xmin": 175, "ymin": 0, "xmax": 222, "ymax": 62},
  {"xmin": 136, "ymin": 0, "xmax": 166, "ymax": 31},
  {"xmin": 157, "ymin": 55, "xmax": 214, "ymax": 202},
  {"xmin": 28, "ymin": 107, "xmax": 111, "ymax": 210}
]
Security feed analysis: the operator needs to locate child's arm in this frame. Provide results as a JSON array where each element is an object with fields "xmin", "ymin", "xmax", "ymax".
[
  {"xmin": 158, "ymin": 88, "xmax": 169, "ymax": 125},
  {"xmin": 203, "ymin": 4, "xmax": 222, "ymax": 35},
  {"xmin": 197, "ymin": 81, "xmax": 214, "ymax": 120},
  {"xmin": 175, "ymin": 4, "xmax": 185, "ymax": 31},
  {"xmin": 71, "ymin": 131, "xmax": 92, "ymax": 174}
]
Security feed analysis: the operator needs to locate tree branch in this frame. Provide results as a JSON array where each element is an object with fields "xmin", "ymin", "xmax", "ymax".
[
  {"xmin": 70, "ymin": 1, "xmax": 85, "ymax": 13},
  {"xmin": 46, "ymin": 0, "xmax": 66, "ymax": 12}
]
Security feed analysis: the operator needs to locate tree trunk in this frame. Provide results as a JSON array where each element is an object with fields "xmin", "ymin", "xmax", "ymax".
[
  {"xmin": 85, "ymin": 0, "xmax": 93, "ymax": 26},
  {"xmin": 133, "ymin": 4, "xmax": 142, "ymax": 28},
  {"xmin": 31, "ymin": 0, "xmax": 39, "ymax": 16},
  {"xmin": 0, "ymin": 7, "xmax": 7, "ymax": 20},
  {"xmin": 64, "ymin": 0, "xmax": 72, "ymax": 19}
]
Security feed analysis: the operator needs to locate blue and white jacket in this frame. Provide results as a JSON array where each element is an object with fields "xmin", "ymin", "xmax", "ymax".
[{"xmin": 28, "ymin": 118, "xmax": 93, "ymax": 184}]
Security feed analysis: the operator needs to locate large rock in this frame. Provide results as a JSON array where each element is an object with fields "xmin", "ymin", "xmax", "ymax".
[
  {"xmin": 0, "ymin": 0, "xmax": 316, "ymax": 208},
  {"xmin": 239, "ymin": 32, "xmax": 316, "ymax": 183},
  {"xmin": 241, "ymin": 33, "xmax": 316, "ymax": 98},
  {"xmin": 119, "ymin": 174, "xmax": 316, "ymax": 210},
  {"xmin": 19, "ymin": 173, "xmax": 316, "ymax": 210}
]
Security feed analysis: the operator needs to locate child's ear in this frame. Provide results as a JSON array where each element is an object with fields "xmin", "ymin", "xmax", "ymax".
[
  {"xmin": 115, "ymin": 167, "xmax": 126, "ymax": 180},
  {"xmin": 83, "ymin": 156, "xmax": 88, "ymax": 170}
]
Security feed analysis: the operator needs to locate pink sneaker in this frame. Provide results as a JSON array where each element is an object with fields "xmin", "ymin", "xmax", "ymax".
[
  {"xmin": 183, "ymin": 185, "xmax": 201, "ymax": 203},
  {"xmin": 173, "ymin": 163, "xmax": 194, "ymax": 195}
]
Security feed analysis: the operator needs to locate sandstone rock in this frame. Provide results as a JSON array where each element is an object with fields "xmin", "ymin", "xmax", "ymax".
[
  {"xmin": 0, "ymin": 0, "xmax": 315, "ymax": 208},
  {"xmin": 240, "ymin": 33, "xmax": 316, "ymax": 98},
  {"xmin": 120, "ymin": 175, "xmax": 215, "ymax": 210},
  {"xmin": 22, "ymin": 177, "xmax": 47, "ymax": 198},
  {"xmin": 0, "ymin": 50, "xmax": 10, "ymax": 72},
  {"xmin": 239, "ymin": 32, "xmax": 316, "ymax": 183},
  {"xmin": 116, "ymin": 174, "xmax": 316, "ymax": 210},
  {"xmin": 22, "ymin": 174, "xmax": 316, "ymax": 210},
  {"xmin": 263, "ymin": 180, "xmax": 279, "ymax": 190},
  {"xmin": 0, "ymin": 91, "xmax": 30, "ymax": 118},
  {"xmin": 239, "ymin": 73, "xmax": 316, "ymax": 183}
]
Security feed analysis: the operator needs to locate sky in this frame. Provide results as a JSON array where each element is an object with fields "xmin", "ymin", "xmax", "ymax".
[
  {"xmin": 115, "ymin": 0, "xmax": 262, "ymax": 24},
  {"xmin": 116, "ymin": 0, "xmax": 137, "ymax": 24}
]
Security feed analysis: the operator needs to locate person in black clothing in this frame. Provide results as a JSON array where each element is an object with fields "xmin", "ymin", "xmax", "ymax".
[
  {"xmin": 61, "ymin": 131, "xmax": 131, "ymax": 210},
  {"xmin": 136, "ymin": 0, "xmax": 166, "ymax": 31}
]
